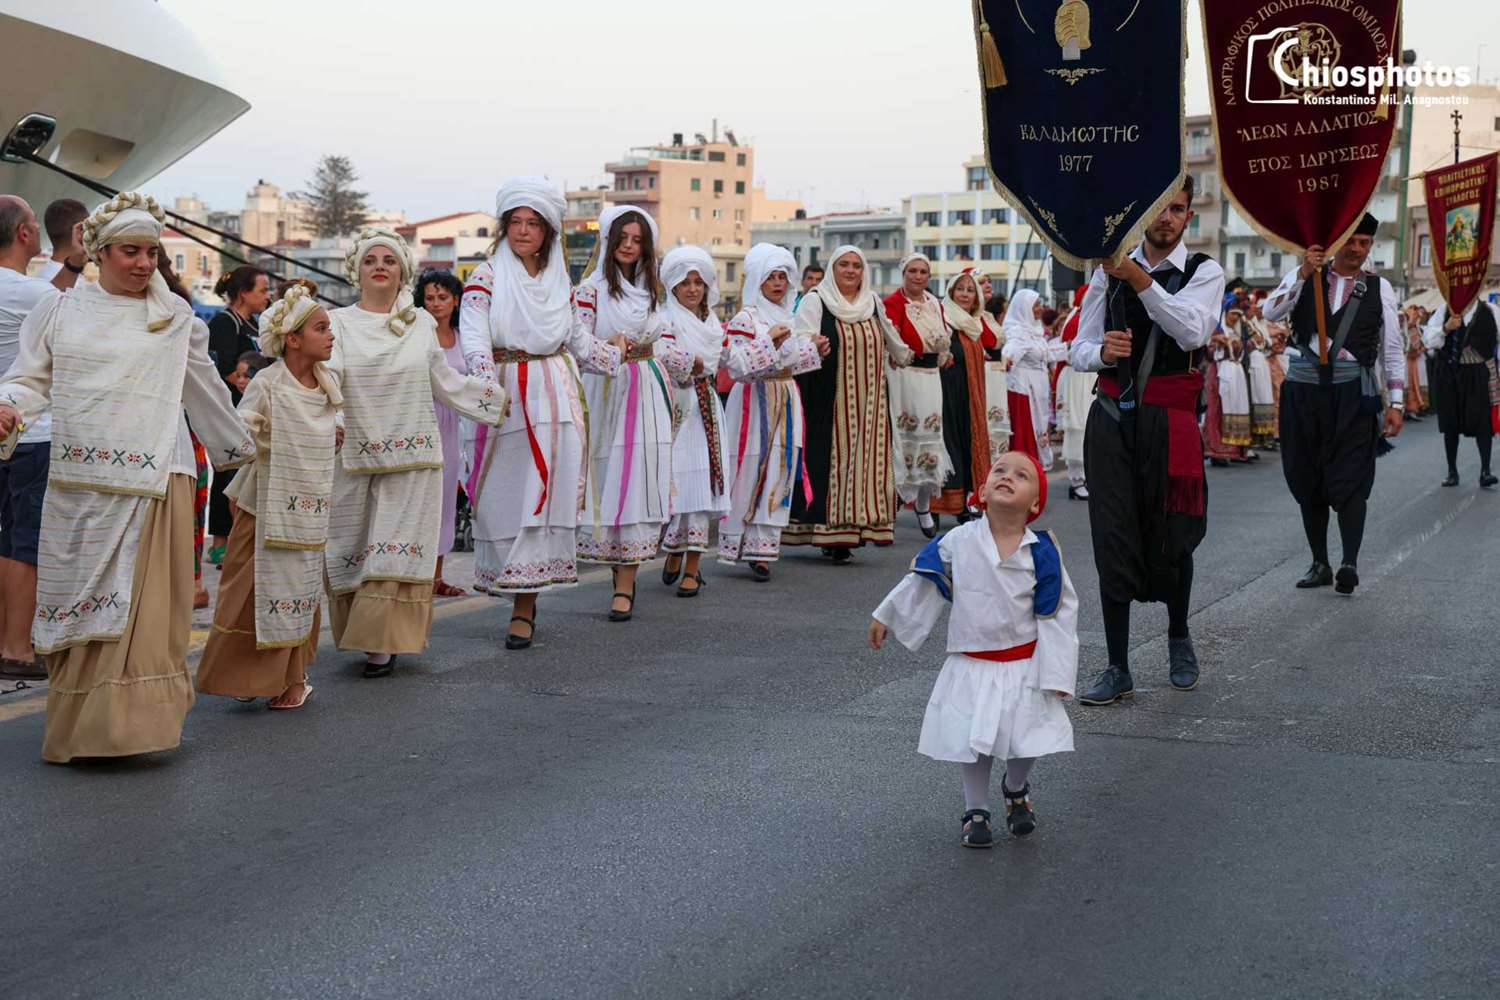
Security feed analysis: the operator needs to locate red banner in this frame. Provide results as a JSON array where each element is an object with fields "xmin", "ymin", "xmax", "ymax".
[
  {"xmin": 1423, "ymin": 153, "xmax": 1498, "ymax": 317},
  {"xmin": 1201, "ymin": 1, "xmax": 1401, "ymax": 252}
]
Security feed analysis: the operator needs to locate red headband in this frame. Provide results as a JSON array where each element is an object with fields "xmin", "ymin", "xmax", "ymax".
[{"xmin": 967, "ymin": 451, "xmax": 1048, "ymax": 522}]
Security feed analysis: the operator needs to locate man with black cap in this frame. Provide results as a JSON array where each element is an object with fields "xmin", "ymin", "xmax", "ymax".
[
  {"xmin": 1070, "ymin": 177, "xmax": 1226, "ymax": 705},
  {"xmin": 1262, "ymin": 212, "xmax": 1405, "ymax": 595}
]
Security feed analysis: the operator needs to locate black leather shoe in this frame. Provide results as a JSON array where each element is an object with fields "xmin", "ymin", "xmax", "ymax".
[
  {"xmin": 1169, "ymin": 635, "xmax": 1200, "ymax": 691},
  {"xmin": 961, "ymin": 809, "xmax": 994, "ymax": 848},
  {"xmin": 1078, "ymin": 665, "xmax": 1133, "ymax": 706},
  {"xmin": 1296, "ymin": 562, "xmax": 1333, "ymax": 588},
  {"xmin": 1001, "ymin": 782, "xmax": 1037, "ymax": 838},
  {"xmin": 749, "ymin": 562, "xmax": 771, "ymax": 582},
  {"xmin": 829, "ymin": 548, "xmax": 852, "ymax": 565},
  {"xmin": 362, "ymin": 655, "xmax": 396, "ymax": 679},
  {"xmin": 1442, "ymin": 471, "xmax": 1460, "ymax": 487},
  {"xmin": 1334, "ymin": 564, "xmax": 1359, "ymax": 595},
  {"xmin": 608, "ymin": 588, "xmax": 636, "ymax": 622},
  {"xmin": 505, "ymin": 615, "xmax": 534, "ymax": 650},
  {"xmin": 1481, "ymin": 472, "xmax": 1498, "ymax": 489},
  {"xmin": 918, "ymin": 513, "xmax": 938, "ymax": 539}
]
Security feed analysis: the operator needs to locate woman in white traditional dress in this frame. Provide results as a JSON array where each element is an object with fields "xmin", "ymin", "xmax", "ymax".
[
  {"xmin": 326, "ymin": 228, "xmax": 507, "ymax": 677},
  {"xmin": 457, "ymin": 178, "xmax": 624, "ymax": 650},
  {"xmin": 718, "ymin": 243, "xmax": 827, "ymax": 580},
  {"xmin": 576, "ymin": 206, "xmax": 679, "ymax": 621},
  {"xmin": 655, "ymin": 246, "xmax": 729, "ymax": 597},
  {"xmin": 786, "ymin": 246, "xmax": 914, "ymax": 561},
  {"xmin": 415, "ymin": 268, "xmax": 472, "ymax": 597},
  {"xmin": 883, "ymin": 253, "xmax": 952, "ymax": 538},
  {"xmin": 0, "ymin": 192, "xmax": 254, "ymax": 763},
  {"xmin": 196, "ymin": 281, "xmax": 338, "ymax": 709},
  {"xmin": 1238, "ymin": 303, "xmax": 1277, "ymax": 448},
  {"xmin": 1000, "ymin": 289, "xmax": 1067, "ymax": 470},
  {"xmin": 1053, "ymin": 287, "xmax": 1098, "ymax": 500}
]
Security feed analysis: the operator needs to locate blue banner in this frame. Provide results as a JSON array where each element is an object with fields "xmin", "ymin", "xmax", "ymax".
[{"xmin": 973, "ymin": 0, "xmax": 1186, "ymax": 269}]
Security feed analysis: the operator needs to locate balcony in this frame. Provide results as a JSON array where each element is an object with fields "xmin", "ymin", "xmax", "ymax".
[
  {"xmin": 1186, "ymin": 145, "xmax": 1215, "ymax": 164},
  {"xmin": 605, "ymin": 188, "xmax": 660, "ymax": 204}
]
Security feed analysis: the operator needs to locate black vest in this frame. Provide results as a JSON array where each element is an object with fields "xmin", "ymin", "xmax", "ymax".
[
  {"xmin": 1441, "ymin": 303, "xmax": 1498, "ymax": 365},
  {"xmin": 1104, "ymin": 252, "xmax": 1211, "ymax": 379},
  {"xmin": 1288, "ymin": 270, "xmax": 1385, "ymax": 368}
]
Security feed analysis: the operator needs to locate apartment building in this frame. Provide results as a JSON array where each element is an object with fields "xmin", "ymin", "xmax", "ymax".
[{"xmin": 906, "ymin": 156, "xmax": 1049, "ymax": 298}]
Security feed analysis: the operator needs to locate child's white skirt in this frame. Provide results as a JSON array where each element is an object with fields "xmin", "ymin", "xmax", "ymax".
[{"xmin": 918, "ymin": 654, "xmax": 1074, "ymax": 763}]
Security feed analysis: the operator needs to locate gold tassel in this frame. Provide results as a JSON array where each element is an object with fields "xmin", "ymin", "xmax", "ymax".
[{"xmin": 979, "ymin": 18, "xmax": 1008, "ymax": 88}]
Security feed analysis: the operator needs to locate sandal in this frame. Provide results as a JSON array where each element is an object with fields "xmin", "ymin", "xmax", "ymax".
[
  {"xmin": 676, "ymin": 572, "xmax": 705, "ymax": 598},
  {"xmin": 661, "ymin": 555, "xmax": 683, "ymax": 586},
  {"xmin": 749, "ymin": 562, "xmax": 771, "ymax": 583},
  {"xmin": 608, "ymin": 587, "xmax": 636, "ymax": 622},
  {"xmin": 0, "ymin": 657, "xmax": 47, "ymax": 681},
  {"xmin": 506, "ymin": 614, "xmax": 535, "ymax": 650},
  {"xmin": 961, "ymin": 809, "xmax": 994, "ymax": 849},
  {"xmin": 1002, "ymin": 781, "xmax": 1037, "ymax": 838},
  {"xmin": 267, "ymin": 683, "xmax": 314, "ymax": 710},
  {"xmin": 433, "ymin": 579, "xmax": 466, "ymax": 598}
]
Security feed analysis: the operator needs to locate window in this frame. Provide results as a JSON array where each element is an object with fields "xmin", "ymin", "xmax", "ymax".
[
  {"xmin": 712, "ymin": 208, "xmax": 723, "ymax": 220},
  {"xmin": 175, "ymin": 253, "xmax": 185, "ymax": 271},
  {"xmin": 736, "ymin": 153, "xmax": 747, "ymax": 166},
  {"xmin": 872, "ymin": 236, "xmax": 881, "ymax": 249},
  {"xmin": 983, "ymin": 208, "xmax": 1008, "ymax": 224},
  {"xmin": 1270, "ymin": 252, "xmax": 1282, "ymax": 272},
  {"xmin": 966, "ymin": 165, "xmax": 988, "ymax": 191},
  {"xmin": 1494, "ymin": 116, "xmax": 1500, "ymax": 132},
  {"xmin": 708, "ymin": 151, "xmax": 726, "ymax": 162},
  {"xmin": 726, "ymin": 262, "xmax": 737, "ymax": 281},
  {"xmin": 1019, "ymin": 242, "xmax": 1045, "ymax": 261},
  {"xmin": 915, "ymin": 211, "xmax": 941, "ymax": 227},
  {"xmin": 1234, "ymin": 252, "xmax": 1247, "ymax": 274},
  {"xmin": 648, "ymin": 176, "xmax": 656, "ymax": 189},
  {"xmin": 915, "ymin": 243, "xmax": 940, "ymax": 258},
  {"xmin": 713, "ymin": 180, "xmax": 724, "ymax": 194},
  {"xmin": 198, "ymin": 253, "xmax": 208, "ymax": 271},
  {"xmin": 735, "ymin": 181, "xmax": 745, "ymax": 195},
  {"xmin": 632, "ymin": 176, "xmax": 642, "ymax": 190},
  {"xmin": 733, "ymin": 209, "xmax": 745, "ymax": 222},
  {"xmin": 1187, "ymin": 129, "xmax": 1209, "ymax": 157},
  {"xmin": 477, "ymin": 226, "xmax": 489, "ymax": 237},
  {"xmin": 1417, "ymin": 234, "xmax": 1431, "ymax": 267},
  {"xmin": 949, "ymin": 210, "xmax": 974, "ymax": 226},
  {"xmin": 689, "ymin": 178, "xmax": 701, "ymax": 192},
  {"xmin": 947, "ymin": 245, "xmax": 973, "ymax": 261},
  {"xmin": 1188, "ymin": 215, "xmax": 1201, "ymax": 236},
  {"xmin": 712, "ymin": 236, "xmax": 723, "ymax": 246},
  {"xmin": 980, "ymin": 243, "xmax": 1008, "ymax": 261},
  {"xmin": 689, "ymin": 207, "xmax": 701, "ymax": 220}
]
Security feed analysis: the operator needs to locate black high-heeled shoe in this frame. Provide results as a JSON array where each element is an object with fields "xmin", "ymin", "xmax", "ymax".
[{"xmin": 661, "ymin": 555, "xmax": 683, "ymax": 586}]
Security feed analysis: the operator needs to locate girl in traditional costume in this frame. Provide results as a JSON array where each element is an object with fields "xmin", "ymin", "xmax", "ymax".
[
  {"xmin": 655, "ymin": 246, "xmax": 729, "ymax": 597},
  {"xmin": 786, "ymin": 246, "xmax": 913, "ymax": 561},
  {"xmin": 457, "ymin": 178, "xmax": 623, "ymax": 649},
  {"xmin": 718, "ymin": 244, "xmax": 826, "ymax": 580},
  {"xmin": 1000, "ymin": 289, "xmax": 1066, "ymax": 470},
  {"xmin": 869, "ymin": 451, "xmax": 1077, "ymax": 847},
  {"xmin": 576, "ymin": 206, "xmax": 675, "ymax": 621},
  {"xmin": 883, "ymin": 253, "xmax": 952, "ymax": 538},
  {"xmin": 1203, "ymin": 307, "xmax": 1252, "ymax": 466},
  {"xmin": 326, "ymin": 228, "xmax": 506, "ymax": 677},
  {"xmin": 196, "ymin": 282, "xmax": 339, "ymax": 708},
  {"xmin": 935, "ymin": 268, "xmax": 996, "ymax": 520},
  {"xmin": 416, "ymin": 268, "xmax": 471, "ymax": 597},
  {"xmin": 0, "ymin": 192, "xmax": 255, "ymax": 762}
]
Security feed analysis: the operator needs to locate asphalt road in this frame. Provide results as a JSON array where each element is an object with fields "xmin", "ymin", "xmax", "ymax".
[{"xmin": 2, "ymin": 418, "xmax": 1496, "ymax": 999}]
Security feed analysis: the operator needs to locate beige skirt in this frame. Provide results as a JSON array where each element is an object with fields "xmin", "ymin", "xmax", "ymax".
[
  {"xmin": 328, "ymin": 579, "xmax": 432, "ymax": 655},
  {"xmin": 42, "ymin": 475, "xmax": 195, "ymax": 764},
  {"xmin": 196, "ymin": 511, "xmax": 321, "ymax": 698}
]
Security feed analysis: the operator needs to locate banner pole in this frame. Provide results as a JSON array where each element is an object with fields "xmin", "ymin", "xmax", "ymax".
[{"xmin": 1312, "ymin": 266, "xmax": 1330, "ymax": 365}]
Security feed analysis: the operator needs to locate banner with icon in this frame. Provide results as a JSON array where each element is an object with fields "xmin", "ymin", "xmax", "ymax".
[{"xmin": 1423, "ymin": 152, "xmax": 1498, "ymax": 317}]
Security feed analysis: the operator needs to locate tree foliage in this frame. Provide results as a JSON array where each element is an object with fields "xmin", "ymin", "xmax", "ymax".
[{"xmin": 297, "ymin": 155, "xmax": 370, "ymax": 238}]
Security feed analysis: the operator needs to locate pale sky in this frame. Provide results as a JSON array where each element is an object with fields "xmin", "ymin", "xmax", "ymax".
[{"xmin": 146, "ymin": 0, "xmax": 1500, "ymax": 221}]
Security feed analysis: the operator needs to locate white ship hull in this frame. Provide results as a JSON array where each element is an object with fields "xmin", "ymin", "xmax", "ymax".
[{"xmin": 0, "ymin": 0, "xmax": 248, "ymax": 212}]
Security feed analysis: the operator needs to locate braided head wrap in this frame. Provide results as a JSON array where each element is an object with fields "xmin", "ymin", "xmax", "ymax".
[
  {"xmin": 80, "ymin": 192, "xmax": 183, "ymax": 332},
  {"xmin": 258, "ymin": 282, "xmax": 322, "ymax": 357},
  {"xmin": 344, "ymin": 227, "xmax": 418, "ymax": 336}
]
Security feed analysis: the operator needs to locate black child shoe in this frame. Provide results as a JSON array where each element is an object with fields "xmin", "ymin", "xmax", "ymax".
[
  {"xmin": 1169, "ymin": 635, "xmax": 1200, "ymax": 690},
  {"xmin": 1078, "ymin": 665, "xmax": 1133, "ymax": 706},
  {"xmin": 1334, "ymin": 563, "xmax": 1360, "ymax": 595},
  {"xmin": 961, "ymin": 809, "xmax": 994, "ymax": 848},
  {"xmin": 1001, "ymin": 782, "xmax": 1037, "ymax": 838},
  {"xmin": 1296, "ymin": 562, "xmax": 1333, "ymax": 588}
]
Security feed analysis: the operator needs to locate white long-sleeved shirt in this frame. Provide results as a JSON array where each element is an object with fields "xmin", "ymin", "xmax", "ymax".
[
  {"xmin": 1071, "ymin": 240, "xmax": 1225, "ymax": 373},
  {"xmin": 1420, "ymin": 301, "xmax": 1498, "ymax": 354},
  {"xmin": 1262, "ymin": 266, "xmax": 1404, "ymax": 404}
]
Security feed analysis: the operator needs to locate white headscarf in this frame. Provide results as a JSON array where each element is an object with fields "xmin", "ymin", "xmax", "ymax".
[
  {"xmin": 344, "ymin": 227, "xmax": 418, "ymax": 336},
  {"xmin": 661, "ymin": 245, "xmax": 722, "ymax": 363},
  {"xmin": 942, "ymin": 269, "xmax": 993, "ymax": 341},
  {"xmin": 1000, "ymin": 288, "xmax": 1045, "ymax": 343},
  {"xmin": 488, "ymin": 176, "xmax": 574, "ymax": 354},
  {"xmin": 584, "ymin": 205, "xmax": 660, "ymax": 336},
  {"xmin": 815, "ymin": 245, "xmax": 880, "ymax": 323},
  {"xmin": 898, "ymin": 251, "xmax": 932, "ymax": 277},
  {"xmin": 258, "ymin": 282, "xmax": 322, "ymax": 358},
  {"xmin": 80, "ymin": 191, "xmax": 182, "ymax": 332},
  {"xmin": 741, "ymin": 243, "xmax": 797, "ymax": 328}
]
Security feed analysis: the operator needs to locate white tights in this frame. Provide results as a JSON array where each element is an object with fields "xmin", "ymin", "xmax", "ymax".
[{"xmin": 960, "ymin": 755, "xmax": 1037, "ymax": 811}]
